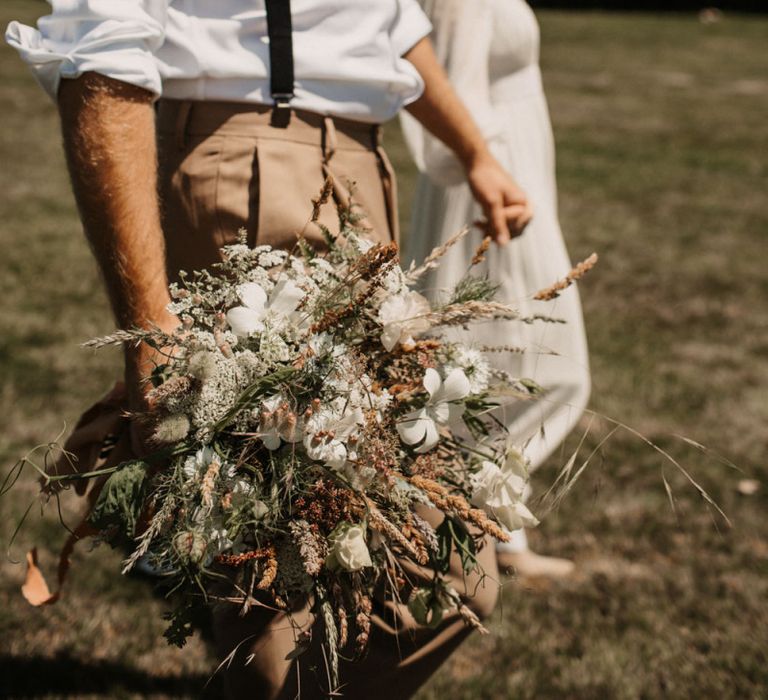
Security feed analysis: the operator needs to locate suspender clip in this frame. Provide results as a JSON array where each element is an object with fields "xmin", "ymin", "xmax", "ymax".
[
  {"xmin": 272, "ymin": 93, "xmax": 295, "ymax": 108},
  {"xmin": 271, "ymin": 93, "xmax": 294, "ymax": 128}
]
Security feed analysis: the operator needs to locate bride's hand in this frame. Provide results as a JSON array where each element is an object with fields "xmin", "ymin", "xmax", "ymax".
[{"xmin": 467, "ymin": 153, "xmax": 533, "ymax": 245}]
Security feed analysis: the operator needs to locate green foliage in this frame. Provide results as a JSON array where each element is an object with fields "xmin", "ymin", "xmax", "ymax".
[
  {"xmin": 448, "ymin": 274, "xmax": 500, "ymax": 306},
  {"xmin": 434, "ymin": 516, "xmax": 477, "ymax": 576},
  {"xmin": 408, "ymin": 587, "xmax": 447, "ymax": 629},
  {"xmin": 87, "ymin": 461, "xmax": 149, "ymax": 541},
  {"xmin": 162, "ymin": 598, "xmax": 208, "ymax": 648}
]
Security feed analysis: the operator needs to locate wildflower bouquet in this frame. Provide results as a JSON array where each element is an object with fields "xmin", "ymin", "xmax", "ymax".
[{"xmin": 21, "ymin": 206, "xmax": 585, "ymax": 686}]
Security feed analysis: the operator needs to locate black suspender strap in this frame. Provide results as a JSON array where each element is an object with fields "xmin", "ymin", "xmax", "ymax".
[{"xmin": 265, "ymin": 0, "xmax": 294, "ymax": 126}]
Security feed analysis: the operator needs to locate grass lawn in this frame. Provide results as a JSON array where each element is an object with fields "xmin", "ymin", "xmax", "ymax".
[{"xmin": 1, "ymin": 2, "xmax": 767, "ymax": 698}]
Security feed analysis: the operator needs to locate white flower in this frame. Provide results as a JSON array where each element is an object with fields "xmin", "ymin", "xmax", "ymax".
[
  {"xmin": 352, "ymin": 235, "xmax": 375, "ymax": 253},
  {"xmin": 258, "ymin": 326, "xmax": 293, "ymax": 364},
  {"xmin": 328, "ymin": 524, "xmax": 372, "ymax": 571},
  {"xmin": 304, "ymin": 401, "xmax": 365, "ymax": 469},
  {"xmin": 308, "ymin": 333, "xmax": 347, "ymax": 360},
  {"xmin": 226, "ymin": 279, "xmax": 305, "ymax": 337},
  {"xmin": 342, "ymin": 461, "xmax": 377, "ymax": 491},
  {"xmin": 189, "ymin": 506, "xmax": 234, "ymax": 563},
  {"xmin": 182, "ymin": 447, "xmax": 217, "ymax": 481},
  {"xmin": 444, "ymin": 345, "xmax": 492, "ymax": 394},
  {"xmin": 470, "ymin": 456, "xmax": 539, "ymax": 532},
  {"xmin": 229, "ymin": 478, "xmax": 256, "ymax": 508},
  {"xmin": 208, "ymin": 523, "xmax": 234, "ymax": 557},
  {"xmin": 378, "ymin": 291, "xmax": 432, "ymax": 352},
  {"xmin": 252, "ymin": 499, "xmax": 269, "ymax": 520},
  {"xmin": 397, "ymin": 368, "xmax": 471, "ymax": 453},
  {"xmin": 503, "ymin": 445, "xmax": 530, "ymax": 480},
  {"xmin": 258, "ymin": 395, "xmax": 302, "ymax": 450},
  {"xmin": 381, "ymin": 266, "xmax": 408, "ymax": 296}
]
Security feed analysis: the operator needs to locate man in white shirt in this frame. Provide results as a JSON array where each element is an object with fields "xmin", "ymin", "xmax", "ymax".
[{"xmin": 7, "ymin": 2, "xmax": 532, "ymax": 698}]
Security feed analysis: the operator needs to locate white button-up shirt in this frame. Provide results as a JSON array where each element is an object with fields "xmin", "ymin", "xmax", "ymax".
[{"xmin": 6, "ymin": 0, "xmax": 432, "ymax": 123}]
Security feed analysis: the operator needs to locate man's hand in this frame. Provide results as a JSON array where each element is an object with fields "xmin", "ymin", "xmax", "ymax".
[
  {"xmin": 404, "ymin": 38, "xmax": 533, "ymax": 245},
  {"xmin": 125, "ymin": 312, "xmax": 181, "ymax": 455},
  {"xmin": 467, "ymin": 153, "xmax": 534, "ymax": 244}
]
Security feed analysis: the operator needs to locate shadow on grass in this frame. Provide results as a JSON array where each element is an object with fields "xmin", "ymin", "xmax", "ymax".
[{"xmin": 0, "ymin": 652, "xmax": 226, "ymax": 698}]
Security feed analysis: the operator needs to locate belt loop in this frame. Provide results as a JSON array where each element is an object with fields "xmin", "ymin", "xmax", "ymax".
[
  {"xmin": 175, "ymin": 101, "xmax": 192, "ymax": 151},
  {"xmin": 322, "ymin": 116, "xmax": 337, "ymax": 163}
]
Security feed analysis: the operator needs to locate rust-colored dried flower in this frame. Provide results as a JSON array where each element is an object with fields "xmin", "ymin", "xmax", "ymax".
[
  {"xmin": 471, "ymin": 236, "xmax": 492, "ymax": 266},
  {"xmin": 257, "ymin": 544, "xmax": 278, "ymax": 590},
  {"xmin": 353, "ymin": 591, "xmax": 372, "ymax": 654},
  {"xmin": 294, "ymin": 479, "xmax": 357, "ymax": 534}
]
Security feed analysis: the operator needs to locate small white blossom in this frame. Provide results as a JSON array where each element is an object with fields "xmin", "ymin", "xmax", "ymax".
[
  {"xmin": 397, "ymin": 368, "xmax": 471, "ymax": 453},
  {"xmin": 258, "ymin": 394, "xmax": 303, "ymax": 450},
  {"xmin": 188, "ymin": 352, "xmax": 267, "ymax": 436},
  {"xmin": 443, "ymin": 345, "xmax": 492, "ymax": 394},
  {"xmin": 261, "ymin": 326, "xmax": 295, "ymax": 364},
  {"xmin": 304, "ymin": 400, "xmax": 365, "ymax": 469},
  {"xmin": 182, "ymin": 447, "xmax": 218, "ymax": 482},
  {"xmin": 256, "ymin": 248, "xmax": 289, "ymax": 267},
  {"xmin": 470, "ymin": 450, "xmax": 539, "ymax": 532},
  {"xmin": 378, "ymin": 291, "xmax": 432, "ymax": 352},
  {"xmin": 226, "ymin": 279, "xmax": 306, "ymax": 337},
  {"xmin": 328, "ymin": 523, "xmax": 372, "ymax": 571}
]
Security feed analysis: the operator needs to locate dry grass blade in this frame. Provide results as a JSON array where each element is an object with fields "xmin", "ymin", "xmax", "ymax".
[
  {"xmin": 672, "ymin": 434, "xmax": 744, "ymax": 473},
  {"xmin": 421, "ymin": 300, "xmax": 520, "ymax": 328},
  {"xmin": 610, "ymin": 418, "xmax": 732, "ymax": 527},
  {"xmin": 405, "ymin": 226, "xmax": 471, "ymax": 282},
  {"xmin": 534, "ymin": 252, "xmax": 598, "ymax": 301},
  {"xmin": 535, "ymin": 405, "xmax": 731, "ymax": 527}
]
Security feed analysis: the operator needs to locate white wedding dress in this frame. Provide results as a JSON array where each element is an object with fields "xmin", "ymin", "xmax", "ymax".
[{"xmin": 402, "ymin": 0, "xmax": 591, "ymax": 552}]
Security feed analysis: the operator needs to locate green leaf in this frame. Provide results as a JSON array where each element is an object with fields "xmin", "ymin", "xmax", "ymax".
[
  {"xmin": 408, "ymin": 588, "xmax": 445, "ymax": 629},
  {"xmin": 296, "ymin": 236, "xmax": 318, "ymax": 261},
  {"xmin": 212, "ymin": 366, "xmax": 296, "ymax": 432},
  {"xmin": 163, "ymin": 600, "xmax": 204, "ymax": 648},
  {"xmin": 434, "ymin": 516, "xmax": 478, "ymax": 576},
  {"xmin": 433, "ymin": 519, "xmax": 453, "ymax": 574},
  {"xmin": 285, "ymin": 640, "xmax": 311, "ymax": 661},
  {"xmin": 88, "ymin": 460, "xmax": 149, "ymax": 540},
  {"xmin": 447, "ymin": 517, "xmax": 478, "ymax": 575},
  {"xmin": 519, "ymin": 378, "xmax": 544, "ymax": 395}
]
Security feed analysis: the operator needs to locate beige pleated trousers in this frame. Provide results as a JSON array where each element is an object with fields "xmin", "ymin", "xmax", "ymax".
[
  {"xmin": 157, "ymin": 100, "xmax": 399, "ymax": 276},
  {"xmin": 155, "ymin": 99, "xmax": 500, "ymax": 699}
]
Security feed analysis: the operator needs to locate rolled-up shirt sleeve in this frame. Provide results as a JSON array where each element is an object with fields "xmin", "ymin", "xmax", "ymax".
[
  {"xmin": 5, "ymin": 0, "xmax": 169, "ymax": 100},
  {"xmin": 390, "ymin": 0, "xmax": 432, "ymax": 57}
]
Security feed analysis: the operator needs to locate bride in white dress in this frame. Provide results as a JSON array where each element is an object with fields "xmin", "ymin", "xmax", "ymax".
[{"xmin": 402, "ymin": 0, "xmax": 591, "ymax": 577}]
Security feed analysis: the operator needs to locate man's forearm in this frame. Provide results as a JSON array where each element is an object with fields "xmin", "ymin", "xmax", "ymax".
[{"xmin": 58, "ymin": 72, "xmax": 173, "ymax": 332}]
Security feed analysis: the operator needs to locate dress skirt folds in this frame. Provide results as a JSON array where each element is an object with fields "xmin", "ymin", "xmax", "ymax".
[{"xmin": 402, "ymin": 0, "xmax": 591, "ymax": 550}]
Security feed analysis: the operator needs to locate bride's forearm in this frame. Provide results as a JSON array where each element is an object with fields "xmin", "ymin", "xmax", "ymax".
[
  {"xmin": 403, "ymin": 38, "xmax": 491, "ymax": 170},
  {"xmin": 403, "ymin": 38, "xmax": 533, "ymax": 243},
  {"xmin": 57, "ymin": 72, "xmax": 175, "ymax": 333}
]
